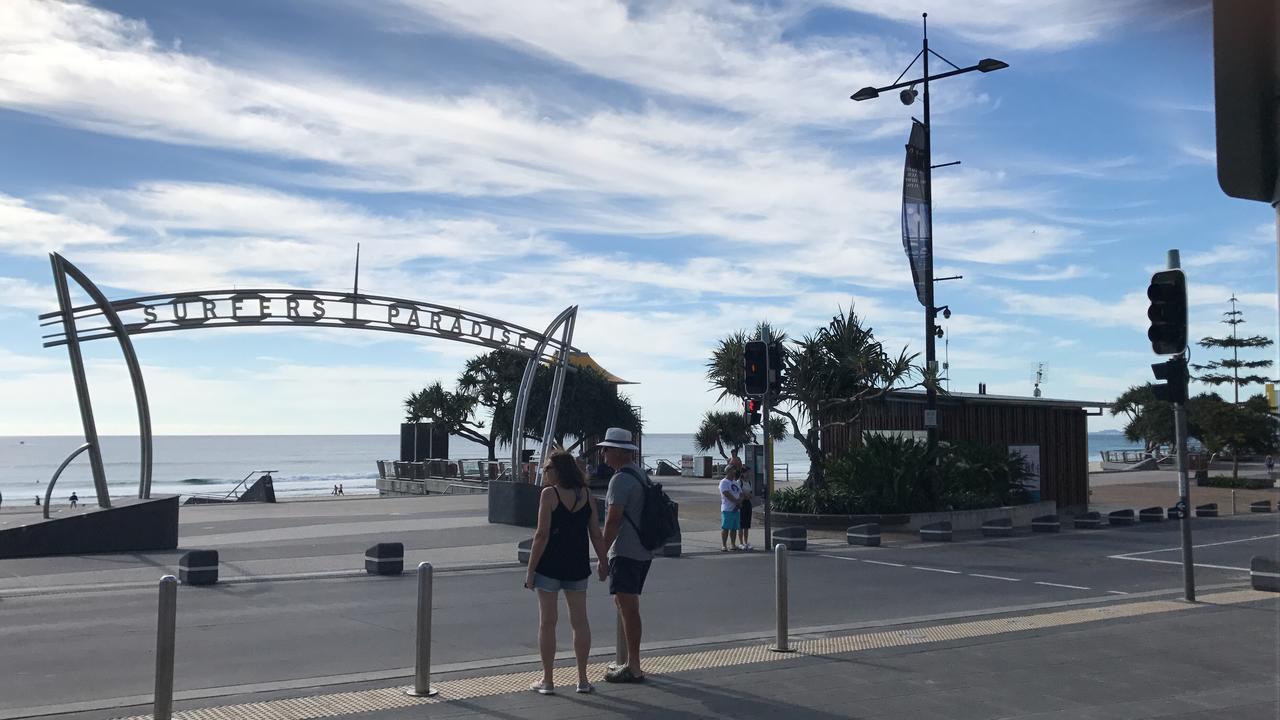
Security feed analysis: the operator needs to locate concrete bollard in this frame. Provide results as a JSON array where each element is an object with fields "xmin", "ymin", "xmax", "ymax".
[
  {"xmin": 772, "ymin": 526, "xmax": 807, "ymax": 551},
  {"xmin": 517, "ymin": 538, "xmax": 533, "ymax": 564},
  {"xmin": 1031, "ymin": 514, "xmax": 1060, "ymax": 533},
  {"xmin": 1138, "ymin": 507, "xmax": 1165, "ymax": 523},
  {"xmin": 1250, "ymin": 500, "xmax": 1273, "ymax": 513},
  {"xmin": 981, "ymin": 518, "xmax": 1013, "ymax": 537},
  {"xmin": 178, "ymin": 549, "xmax": 219, "ymax": 586},
  {"xmin": 365, "ymin": 542, "xmax": 404, "ymax": 575},
  {"xmin": 919, "ymin": 521, "xmax": 952, "ymax": 542},
  {"xmin": 1166, "ymin": 505, "xmax": 1183, "ymax": 520},
  {"xmin": 770, "ymin": 543, "xmax": 793, "ymax": 653},
  {"xmin": 1250, "ymin": 556, "xmax": 1280, "ymax": 593},
  {"xmin": 154, "ymin": 575, "xmax": 177, "ymax": 720},
  {"xmin": 1108, "ymin": 509, "xmax": 1136, "ymax": 526},
  {"xmin": 1074, "ymin": 512, "xmax": 1104, "ymax": 529},
  {"xmin": 847, "ymin": 523, "xmax": 881, "ymax": 547},
  {"xmin": 406, "ymin": 562, "xmax": 438, "ymax": 697},
  {"xmin": 1195, "ymin": 503, "xmax": 1218, "ymax": 518}
]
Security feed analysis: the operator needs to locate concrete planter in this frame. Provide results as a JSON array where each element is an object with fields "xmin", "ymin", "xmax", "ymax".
[
  {"xmin": 488, "ymin": 481, "xmax": 542, "ymax": 527},
  {"xmin": 762, "ymin": 500, "xmax": 1056, "ymax": 533}
]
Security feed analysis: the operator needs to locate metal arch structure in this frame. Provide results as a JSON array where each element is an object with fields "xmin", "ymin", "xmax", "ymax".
[
  {"xmin": 41, "ymin": 252, "xmax": 580, "ymax": 505},
  {"xmin": 508, "ymin": 305, "xmax": 579, "ymax": 481}
]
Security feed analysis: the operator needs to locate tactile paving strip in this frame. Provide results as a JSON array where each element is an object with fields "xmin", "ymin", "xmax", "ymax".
[{"xmin": 115, "ymin": 589, "xmax": 1274, "ymax": 720}]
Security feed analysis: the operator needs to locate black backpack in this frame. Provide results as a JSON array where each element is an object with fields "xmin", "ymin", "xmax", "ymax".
[{"xmin": 619, "ymin": 466, "xmax": 680, "ymax": 551}]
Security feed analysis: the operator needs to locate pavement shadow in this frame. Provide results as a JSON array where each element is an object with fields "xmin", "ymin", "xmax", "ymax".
[{"xmin": 561, "ymin": 674, "xmax": 856, "ymax": 720}]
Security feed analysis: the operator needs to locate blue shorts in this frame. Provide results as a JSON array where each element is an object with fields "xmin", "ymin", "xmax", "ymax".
[
  {"xmin": 533, "ymin": 572, "xmax": 589, "ymax": 593},
  {"xmin": 721, "ymin": 510, "xmax": 741, "ymax": 530}
]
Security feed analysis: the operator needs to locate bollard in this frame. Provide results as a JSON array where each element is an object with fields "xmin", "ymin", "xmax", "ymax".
[
  {"xmin": 154, "ymin": 575, "xmax": 178, "ymax": 720},
  {"xmin": 770, "ymin": 543, "xmax": 793, "ymax": 653},
  {"xmin": 406, "ymin": 562, "xmax": 438, "ymax": 697},
  {"xmin": 614, "ymin": 609, "xmax": 626, "ymax": 669},
  {"xmin": 1232, "ymin": 490, "xmax": 1237, "ymax": 516}
]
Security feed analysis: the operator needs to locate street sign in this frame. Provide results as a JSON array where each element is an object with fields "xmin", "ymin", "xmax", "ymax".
[{"xmin": 924, "ymin": 409, "xmax": 937, "ymax": 428}]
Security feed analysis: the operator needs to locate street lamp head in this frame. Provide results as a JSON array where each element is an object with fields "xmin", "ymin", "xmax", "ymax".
[
  {"xmin": 851, "ymin": 86, "xmax": 880, "ymax": 101},
  {"xmin": 899, "ymin": 85, "xmax": 918, "ymax": 106},
  {"xmin": 976, "ymin": 58, "xmax": 1009, "ymax": 73}
]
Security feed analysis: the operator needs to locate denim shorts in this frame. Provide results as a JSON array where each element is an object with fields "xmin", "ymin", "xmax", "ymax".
[{"xmin": 533, "ymin": 572, "xmax": 589, "ymax": 593}]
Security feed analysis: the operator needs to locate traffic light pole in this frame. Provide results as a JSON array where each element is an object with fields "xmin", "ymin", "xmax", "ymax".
[
  {"xmin": 1167, "ymin": 250, "xmax": 1194, "ymax": 602},
  {"xmin": 762, "ymin": 398, "xmax": 772, "ymax": 551}
]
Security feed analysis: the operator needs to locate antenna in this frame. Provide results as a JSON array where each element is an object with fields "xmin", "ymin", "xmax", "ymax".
[
  {"xmin": 352, "ymin": 243, "xmax": 360, "ymax": 321},
  {"xmin": 1033, "ymin": 362, "xmax": 1047, "ymax": 398}
]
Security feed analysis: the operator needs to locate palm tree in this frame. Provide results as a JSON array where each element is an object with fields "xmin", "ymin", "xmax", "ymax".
[
  {"xmin": 694, "ymin": 410, "xmax": 786, "ymax": 459},
  {"xmin": 706, "ymin": 305, "xmax": 921, "ymax": 488}
]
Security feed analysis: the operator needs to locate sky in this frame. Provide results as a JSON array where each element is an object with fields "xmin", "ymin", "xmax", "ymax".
[{"xmin": 0, "ymin": 0, "xmax": 1275, "ymax": 438}]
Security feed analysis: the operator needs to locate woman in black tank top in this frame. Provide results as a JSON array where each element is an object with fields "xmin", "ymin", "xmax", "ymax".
[{"xmin": 524, "ymin": 449, "xmax": 608, "ymax": 695}]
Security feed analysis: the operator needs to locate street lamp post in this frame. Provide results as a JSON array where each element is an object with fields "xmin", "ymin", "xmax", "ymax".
[{"xmin": 851, "ymin": 12, "xmax": 1007, "ymax": 454}]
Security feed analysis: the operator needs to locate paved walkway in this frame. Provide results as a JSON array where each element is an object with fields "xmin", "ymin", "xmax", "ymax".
[{"xmin": 101, "ymin": 588, "xmax": 1278, "ymax": 720}]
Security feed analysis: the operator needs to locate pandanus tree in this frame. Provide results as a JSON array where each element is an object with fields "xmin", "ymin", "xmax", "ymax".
[{"xmin": 706, "ymin": 306, "xmax": 922, "ymax": 488}]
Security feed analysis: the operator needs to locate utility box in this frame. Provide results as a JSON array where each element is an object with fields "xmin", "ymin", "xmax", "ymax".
[
  {"xmin": 743, "ymin": 444, "xmax": 766, "ymax": 497},
  {"xmin": 689, "ymin": 456, "xmax": 713, "ymax": 478}
]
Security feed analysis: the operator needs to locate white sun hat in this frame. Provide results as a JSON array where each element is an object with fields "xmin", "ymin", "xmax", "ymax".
[{"xmin": 596, "ymin": 427, "xmax": 638, "ymax": 451}]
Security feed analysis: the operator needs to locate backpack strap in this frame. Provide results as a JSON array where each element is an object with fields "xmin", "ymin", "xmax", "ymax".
[{"xmin": 616, "ymin": 466, "xmax": 648, "ymax": 537}]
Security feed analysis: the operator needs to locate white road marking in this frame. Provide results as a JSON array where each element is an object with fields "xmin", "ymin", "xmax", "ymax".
[
  {"xmin": 1109, "ymin": 556, "xmax": 1250, "ymax": 572},
  {"xmin": 1034, "ymin": 581, "xmax": 1091, "ymax": 590},
  {"xmin": 969, "ymin": 573, "xmax": 1019, "ymax": 582},
  {"xmin": 1111, "ymin": 533, "xmax": 1280, "ymax": 558},
  {"xmin": 1107, "ymin": 590, "xmax": 1129, "ymax": 595},
  {"xmin": 861, "ymin": 559, "xmax": 905, "ymax": 568},
  {"xmin": 913, "ymin": 566, "xmax": 962, "ymax": 574},
  {"xmin": 817, "ymin": 554, "xmax": 860, "ymax": 562}
]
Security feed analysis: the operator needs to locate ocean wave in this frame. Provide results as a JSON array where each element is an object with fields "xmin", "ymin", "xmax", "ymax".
[{"xmin": 177, "ymin": 478, "xmax": 221, "ymax": 485}]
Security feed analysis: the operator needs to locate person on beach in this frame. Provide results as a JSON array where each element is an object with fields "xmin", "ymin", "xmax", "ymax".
[
  {"xmin": 719, "ymin": 466, "xmax": 743, "ymax": 551},
  {"xmin": 338, "ymin": 484, "xmax": 344, "ymax": 496},
  {"xmin": 599, "ymin": 427, "xmax": 653, "ymax": 684},
  {"xmin": 1267, "ymin": 454, "xmax": 1275, "ymax": 478},
  {"xmin": 524, "ymin": 448, "xmax": 608, "ymax": 695},
  {"xmin": 332, "ymin": 485, "xmax": 338, "ymax": 496},
  {"xmin": 68, "ymin": 492, "xmax": 78, "ymax": 508}
]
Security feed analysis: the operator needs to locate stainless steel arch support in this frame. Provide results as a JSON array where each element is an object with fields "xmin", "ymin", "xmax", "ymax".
[
  {"xmin": 510, "ymin": 306, "xmax": 578, "ymax": 482},
  {"xmin": 50, "ymin": 253, "xmax": 154, "ymax": 502}
]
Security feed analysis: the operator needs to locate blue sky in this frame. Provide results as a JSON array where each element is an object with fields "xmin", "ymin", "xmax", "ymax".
[{"xmin": 0, "ymin": 0, "xmax": 1274, "ymax": 436}]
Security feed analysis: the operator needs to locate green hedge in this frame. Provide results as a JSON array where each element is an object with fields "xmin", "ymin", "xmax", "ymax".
[
  {"xmin": 773, "ymin": 435, "xmax": 1032, "ymax": 515},
  {"xmin": 1200, "ymin": 474, "xmax": 1274, "ymax": 490}
]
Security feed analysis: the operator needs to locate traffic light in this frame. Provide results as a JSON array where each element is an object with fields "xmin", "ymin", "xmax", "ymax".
[
  {"xmin": 743, "ymin": 340, "xmax": 768, "ymax": 396},
  {"xmin": 768, "ymin": 340, "xmax": 784, "ymax": 396},
  {"xmin": 1147, "ymin": 270, "xmax": 1187, "ymax": 355},
  {"xmin": 746, "ymin": 397, "xmax": 762, "ymax": 425},
  {"xmin": 1151, "ymin": 357, "xmax": 1189, "ymax": 404}
]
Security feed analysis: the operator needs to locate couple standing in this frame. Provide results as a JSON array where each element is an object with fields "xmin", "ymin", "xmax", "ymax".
[
  {"xmin": 719, "ymin": 459, "xmax": 754, "ymax": 552},
  {"xmin": 522, "ymin": 428, "xmax": 652, "ymax": 695}
]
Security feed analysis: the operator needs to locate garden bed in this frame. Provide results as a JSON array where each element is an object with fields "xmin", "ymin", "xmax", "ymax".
[
  {"xmin": 1197, "ymin": 474, "xmax": 1276, "ymax": 490},
  {"xmin": 760, "ymin": 500, "xmax": 1056, "ymax": 532}
]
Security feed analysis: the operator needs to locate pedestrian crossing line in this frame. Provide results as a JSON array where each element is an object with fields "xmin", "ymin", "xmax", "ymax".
[
  {"xmin": 1035, "ymin": 581, "xmax": 1091, "ymax": 591},
  {"xmin": 112, "ymin": 589, "xmax": 1274, "ymax": 720}
]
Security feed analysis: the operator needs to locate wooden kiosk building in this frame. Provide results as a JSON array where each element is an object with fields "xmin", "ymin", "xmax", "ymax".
[{"xmin": 822, "ymin": 390, "xmax": 1107, "ymax": 514}]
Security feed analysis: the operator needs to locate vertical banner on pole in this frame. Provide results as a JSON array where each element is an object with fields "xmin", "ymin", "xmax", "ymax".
[{"xmin": 902, "ymin": 120, "xmax": 932, "ymax": 308}]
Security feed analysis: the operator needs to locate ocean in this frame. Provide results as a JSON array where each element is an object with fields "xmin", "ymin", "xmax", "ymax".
[{"xmin": 0, "ymin": 432, "xmax": 1143, "ymax": 504}]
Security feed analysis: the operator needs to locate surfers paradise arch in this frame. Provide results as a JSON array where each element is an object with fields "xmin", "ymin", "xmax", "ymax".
[{"xmin": 39, "ymin": 252, "xmax": 578, "ymax": 508}]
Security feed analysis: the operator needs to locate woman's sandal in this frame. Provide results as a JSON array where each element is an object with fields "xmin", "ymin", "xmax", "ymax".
[
  {"xmin": 576, "ymin": 682, "xmax": 595, "ymax": 694},
  {"xmin": 530, "ymin": 680, "xmax": 555, "ymax": 695}
]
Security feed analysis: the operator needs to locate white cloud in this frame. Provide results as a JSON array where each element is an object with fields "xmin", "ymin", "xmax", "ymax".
[
  {"xmin": 0, "ymin": 276, "xmax": 53, "ymax": 311},
  {"xmin": 827, "ymin": 0, "xmax": 1192, "ymax": 51},
  {"xmin": 0, "ymin": 193, "xmax": 120, "ymax": 256}
]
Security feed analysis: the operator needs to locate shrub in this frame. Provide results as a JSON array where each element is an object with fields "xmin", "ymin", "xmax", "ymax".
[
  {"xmin": 771, "ymin": 485, "xmax": 864, "ymax": 515},
  {"xmin": 1200, "ymin": 474, "xmax": 1273, "ymax": 490},
  {"xmin": 826, "ymin": 434, "xmax": 936, "ymax": 513},
  {"xmin": 937, "ymin": 442, "xmax": 1032, "ymax": 510}
]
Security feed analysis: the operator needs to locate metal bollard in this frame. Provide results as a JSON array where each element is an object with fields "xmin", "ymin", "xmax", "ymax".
[
  {"xmin": 1232, "ymin": 490, "xmax": 1237, "ymax": 516},
  {"xmin": 154, "ymin": 575, "xmax": 178, "ymax": 720},
  {"xmin": 770, "ymin": 543, "xmax": 793, "ymax": 653},
  {"xmin": 406, "ymin": 562, "xmax": 438, "ymax": 697},
  {"xmin": 614, "ymin": 609, "xmax": 626, "ymax": 667}
]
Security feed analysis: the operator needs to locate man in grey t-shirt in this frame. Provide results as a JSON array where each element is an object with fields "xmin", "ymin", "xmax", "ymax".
[{"xmin": 598, "ymin": 427, "xmax": 652, "ymax": 684}]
